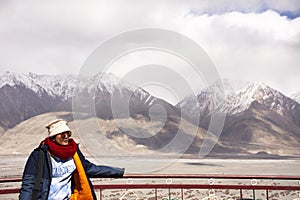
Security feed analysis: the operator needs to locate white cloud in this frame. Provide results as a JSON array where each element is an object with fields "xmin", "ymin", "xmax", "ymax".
[
  {"xmin": 177, "ymin": 10, "xmax": 300, "ymax": 96},
  {"xmin": 0, "ymin": 0, "xmax": 299, "ymax": 102}
]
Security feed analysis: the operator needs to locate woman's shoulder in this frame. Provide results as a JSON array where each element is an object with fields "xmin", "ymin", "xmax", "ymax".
[{"xmin": 28, "ymin": 141, "xmax": 48, "ymax": 157}]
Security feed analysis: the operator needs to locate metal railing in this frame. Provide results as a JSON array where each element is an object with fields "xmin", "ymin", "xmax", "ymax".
[{"xmin": 1, "ymin": 175, "xmax": 300, "ymax": 199}]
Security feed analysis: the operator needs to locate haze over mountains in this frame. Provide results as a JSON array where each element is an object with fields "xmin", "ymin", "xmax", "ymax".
[{"xmin": 0, "ymin": 71, "xmax": 299, "ymax": 157}]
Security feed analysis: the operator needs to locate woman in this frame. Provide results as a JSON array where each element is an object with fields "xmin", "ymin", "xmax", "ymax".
[{"xmin": 19, "ymin": 119, "xmax": 125, "ymax": 200}]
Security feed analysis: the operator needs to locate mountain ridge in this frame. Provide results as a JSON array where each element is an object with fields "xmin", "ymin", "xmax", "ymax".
[
  {"xmin": 0, "ymin": 71, "xmax": 178, "ymax": 129},
  {"xmin": 1, "ymin": 71, "xmax": 300, "ymax": 156},
  {"xmin": 177, "ymin": 79, "xmax": 300, "ymax": 154}
]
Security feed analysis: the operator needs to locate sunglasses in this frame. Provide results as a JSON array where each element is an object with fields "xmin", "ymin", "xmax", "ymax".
[{"xmin": 59, "ymin": 131, "xmax": 72, "ymax": 137}]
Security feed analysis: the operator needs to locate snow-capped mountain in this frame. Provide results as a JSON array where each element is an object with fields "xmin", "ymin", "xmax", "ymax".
[
  {"xmin": 0, "ymin": 71, "xmax": 52, "ymax": 97},
  {"xmin": 0, "ymin": 71, "xmax": 153, "ymax": 101},
  {"xmin": 177, "ymin": 79, "xmax": 249, "ymax": 114},
  {"xmin": 0, "ymin": 71, "xmax": 61, "ymax": 129},
  {"xmin": 177, "ymin": 80, "xmax": 300, "ymax": 150},
  {"xmin": 178, "ymin": 80, "xmax": 299, "ymax": 118},
  {"xmin": 27, "ymin": 73, "xmax": 77, "ymax": 100},
  {"xmin": 1, "ymin": 72, "xmax": 300, "ymax": 156},
  {"xmin": 0, "ymin": 71, "xmax": 177, "ymax": 130},
  {"xmin": 224, "ymin": 82, "xmax": 299, "ymax": 117}
]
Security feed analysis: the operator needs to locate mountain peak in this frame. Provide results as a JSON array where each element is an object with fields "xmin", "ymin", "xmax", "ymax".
[
  {"xmin": 0, "ymin": 71, "xmax": 22, "ymax": 87},
  {"xmin": 225, "ymin": 81, "xmax": 299, "ymax": 115},
  {"xmin": 236, "ymin": 82, "xmax": 276, "ymax": 104},
  {"xmin": 0, "ymin": 71, "xmax": 174, "ymax": 129},
  {"xmin": 243, "ymin": 82, "xmax": 275, "ymax": 98},
  {"xmin": 0, "ymin": 71, "xmax": 47, "ymax": 96},
  {"xmin": 178, "ymin": 79, "xmax": 299, "ymax": 117},
  {"xmin": 0, "ymin": 71, "xmax": 142, "ymax": 100}
]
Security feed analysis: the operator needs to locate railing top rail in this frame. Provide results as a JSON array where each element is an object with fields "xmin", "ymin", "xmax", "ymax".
[
  {"xmin": 1, "ymin": 184, "xmax": 300, "ymax": 195},
  {"xmin": 93, "ymin": 183, "xmax": 300, "ymax": 190},
  {"xmin": 1, "ymin": 175, "xmax": 300, "ymax": 196},
  {"xmin": 123, "ymin": 174, "xmax": 300, "ymax": 180},
  {"xmin": 0, "ymin": 177, "xmax": 22, "ymax": 183},
  {"xmin": 1, "ymin": 174, "xmax": 300, "ymax": 183}
]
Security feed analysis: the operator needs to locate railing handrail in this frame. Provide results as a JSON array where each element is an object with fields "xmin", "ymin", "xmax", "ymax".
[
  {"xmin": 1, "ymin": 174, "xmax": 300, "ymax": 182},
  {"xmin": 123, "ymin": 174, "xmax": 300, "ymax": 180},
  {"xmin": 93, "ymin": 184, "xmax": 300, "ymax": 190},
  {"xmin": 0, "ymin": 177, "xmax": 22, "ymax": 183}
]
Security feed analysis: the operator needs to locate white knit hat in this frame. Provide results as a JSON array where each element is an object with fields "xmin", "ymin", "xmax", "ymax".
[{"xmin": 45, "ymin": 119, "xmax": 71, "ymax": 137}]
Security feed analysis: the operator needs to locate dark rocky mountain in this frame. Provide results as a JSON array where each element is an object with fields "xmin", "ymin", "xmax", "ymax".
[
  {"xmin": 177, "ymin": 80, "xmax": 300, "ymax": 155},
  {"xmin": 0, "ymin": 71, "xmax": 178, "ymax": 130},
  {"xmin": 0, "ymin": 72, "xmax": 60, "ymax": 129},
  {"xmin": 60, "ymin": 74, "xmax": 179, "ymax": 120}
]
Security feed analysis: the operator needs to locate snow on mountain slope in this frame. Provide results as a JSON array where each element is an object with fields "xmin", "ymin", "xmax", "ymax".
[
  {"xmin": 0, "ymin": 71, "xmax": 176, "ymax": 129},
  {"xmin": 0, "ymin": 71, "xmax": 49, "ymax": 97},
  {"xmin": 0, "ymin": 71, "xmax": 152, "ymax": 103},
  {"xmin": 223, "ymin": 82, "xmax": 298, "ymax": 116},
  {"xmin": 176, "ymin": 79, "xmax": 300, "ymax": 152},
  {"xmin": 291, "ymin": 92, "xmax": 300, "ymax": 104},
  {"xmin": 28, "ymin": 73, "xmax": 77, "ymax": 99},
  {"xmin": 178, "ymin": 79, "xmax": 299, "ymax": 117}
]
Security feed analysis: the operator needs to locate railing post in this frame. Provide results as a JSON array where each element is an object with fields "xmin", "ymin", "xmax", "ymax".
[
  {"xmin": 181, "ymin": 188, "xmax": 183, "ymax": 200},
  {"xmin": 240, "ymin": 189, "xmax": 243, "ymax": 199}
]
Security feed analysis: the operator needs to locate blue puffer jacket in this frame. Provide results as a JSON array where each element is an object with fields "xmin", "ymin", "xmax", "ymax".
[{"xmin": 19, "ymin": 142, "xmax": 124, "ymax": 200}]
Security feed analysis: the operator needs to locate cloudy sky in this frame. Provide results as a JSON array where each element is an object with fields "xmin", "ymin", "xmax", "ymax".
[{"xmin": 0, "ymin": 0, "xmax": 299, "ymax": 104}]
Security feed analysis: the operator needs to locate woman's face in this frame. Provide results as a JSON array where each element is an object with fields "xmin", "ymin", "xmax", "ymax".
[{"xmin": 53, "ymin": 131, "xmax": 72, "ymax": 145}]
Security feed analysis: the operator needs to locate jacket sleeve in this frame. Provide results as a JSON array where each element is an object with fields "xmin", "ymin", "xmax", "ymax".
[
  {"xmin": 19, "ymin": 150, "xmax": 39, "ymax": 200},
  {"xmin": 77, "ymin": 148, "xmax": 125, "ymax": 178}
]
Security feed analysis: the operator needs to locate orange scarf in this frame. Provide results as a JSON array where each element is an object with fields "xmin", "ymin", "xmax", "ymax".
[{"xmin": 71, "ymin": 152, "xmax": 94, "ymax": 200}]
